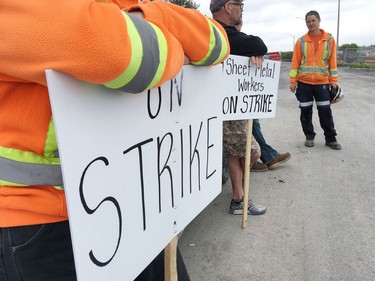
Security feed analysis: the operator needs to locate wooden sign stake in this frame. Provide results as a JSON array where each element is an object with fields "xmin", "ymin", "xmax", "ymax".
[
  {"xmin": 164, "ymin": 235, "xmax": 178, "ymax": 281},
  {"xmin": 242, "ymin": 119, "xmax": 253, "ymax": 229}
]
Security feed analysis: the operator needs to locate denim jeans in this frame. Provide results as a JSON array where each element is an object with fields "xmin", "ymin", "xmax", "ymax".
[
  {"xmin": 0, "ymin": 221, "xmax": 77, "ymax": 281},
  {"xmin": 0, "ymin": 221, "xmax": 190, "ymax": 281},
  {"xmin": 252, "ymin": 119, "xmax": 278, "ymax": 164}
]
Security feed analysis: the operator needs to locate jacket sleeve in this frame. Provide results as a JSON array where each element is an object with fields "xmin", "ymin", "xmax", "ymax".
[
  {"xmin": 126, "ymin": 0, "xmax": 230, "ymax": 66},
  {"xmin": 289, "ymin": 39, "xmax": 302, "ymax": 86},
  {"xmin": 223, "ymin": 26, "xmax": 267, "ymax": 57},
  {"xmin": 0, "ymin": 0, "xmax": 215, "ymax": 93},
  {"xmin": 328, "ymin": 37, "xmax": 339, "ymax": 85}
]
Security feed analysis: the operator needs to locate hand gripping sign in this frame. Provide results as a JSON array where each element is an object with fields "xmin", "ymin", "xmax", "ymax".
[{"xmin": 46, "ymin": 55, "xmax": 280, "ymax": 281}]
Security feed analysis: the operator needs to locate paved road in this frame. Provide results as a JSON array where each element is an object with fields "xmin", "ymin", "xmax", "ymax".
[{"xmin": 179, "ymin": 62, "xmax": 375, "ymax": 281}]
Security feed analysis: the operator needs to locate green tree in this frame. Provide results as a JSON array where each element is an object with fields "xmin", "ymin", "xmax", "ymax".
[
  {"xmin": 339, "ymin": 43, "xmax": 359, "ymax": 51},
  {"xmin": 167, "ymin": 0, "xmax": 200, "ymax": 9}
]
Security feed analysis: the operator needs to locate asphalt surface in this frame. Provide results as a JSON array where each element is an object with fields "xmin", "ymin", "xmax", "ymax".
[{"xmin": 179, "ymin": 62, "xmax": 375, "ymax": 281}]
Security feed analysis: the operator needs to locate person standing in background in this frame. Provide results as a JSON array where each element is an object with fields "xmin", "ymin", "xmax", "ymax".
[{"xmin": 290, "ymin": 10, "xmax": 341, "ymax": 150}]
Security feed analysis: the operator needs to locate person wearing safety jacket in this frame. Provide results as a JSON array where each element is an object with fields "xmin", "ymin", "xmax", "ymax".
[
  {"xmin": 289, "ymin": 10, "xmax": 341, "ymax": 150},
  {"xmin": 0, "ymin": 0, "xmax": 229, "ymax": 280}
]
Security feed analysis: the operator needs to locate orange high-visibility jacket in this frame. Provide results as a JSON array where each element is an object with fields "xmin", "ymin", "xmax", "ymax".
[
  {"xmin": 0, "ymin": 0, "xmax": 229, "ymax": 227},
  {"xmin": 290, "ymin": 29, "xmax": 338, "ymax": 86}
]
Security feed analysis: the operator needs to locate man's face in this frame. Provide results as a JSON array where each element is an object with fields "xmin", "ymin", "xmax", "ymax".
[{"xmin": 225, "ymin": 1, "xmax": 244, "ymax": 26}]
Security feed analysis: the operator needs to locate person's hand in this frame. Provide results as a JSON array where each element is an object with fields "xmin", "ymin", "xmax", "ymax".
[
  {"xmin": 330, "ymin": 83, "xmax": 338, "ymax": 90},
  {"xmin": 184, "ymin": 55, "xmax": 190, "ymax": 65},
  {"xmin": 250, "ymin": 56, "xmax": 263, "ymax": 68},
  {"xmin": 290, "ymin": 84, "xmax": 297, "ymax": 93}
]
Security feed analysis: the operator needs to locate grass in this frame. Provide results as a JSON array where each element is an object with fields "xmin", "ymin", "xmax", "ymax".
[{"xmin": 349, "ymin": 62, "xmax": 375, "ymax": 70}]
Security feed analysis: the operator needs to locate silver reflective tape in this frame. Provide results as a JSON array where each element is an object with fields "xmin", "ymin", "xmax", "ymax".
[
  {"xmin": 299, "ymin": 101, "xmax": 314, "ymax": 107},
  {"xmin": 316, "ymin": 100, "xmax": 331, "ymax": 106},
  {"xmin": 299, "ymin": 66, "xmax": 328, "ymax": 74},
  {"xmin": 0, "ymin": 157, "xmax": 63, "ymax": 186},
  {"xmin": 200, "ymin": 25, "xmax": 222, "ymax": 66},
  {"xmin": 119, "ymin": 14, "xmax": 160, "ymax": 93},
  {"xmin": 330, "ymin": 69, "xmax": 338, "ymax": 76}
]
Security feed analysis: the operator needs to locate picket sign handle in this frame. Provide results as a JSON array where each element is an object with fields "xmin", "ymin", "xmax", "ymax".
[
  {"xmin": 242, "ymin": 119, "xmax": 253, "ymax": 229},
  {"xmin": 164, "ymin": 235, "xmax": 179, "ymax": 281}
]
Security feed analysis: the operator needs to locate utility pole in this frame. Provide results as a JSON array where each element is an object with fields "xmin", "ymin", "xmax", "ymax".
[
  {"xmin": 337, "ymin": 0, "xmax": 341, "ymax": 49},
  {"xmin": 285, "ymin": 33, "xmax": 295, "ymax": 51}
]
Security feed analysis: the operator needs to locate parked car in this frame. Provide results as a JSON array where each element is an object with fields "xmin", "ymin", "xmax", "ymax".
[{"xmin": 265, "ymin": 51, "xmax": 281, "ymax": 61}]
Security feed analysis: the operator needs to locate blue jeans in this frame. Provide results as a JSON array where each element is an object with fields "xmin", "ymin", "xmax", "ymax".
[
  {"xmin": 252, "ymin": 119, "xmax": 278, "ymax": 164},
  {"xmin": 0, "ymin": 221, "xmax": 190, "ymax": 281}
]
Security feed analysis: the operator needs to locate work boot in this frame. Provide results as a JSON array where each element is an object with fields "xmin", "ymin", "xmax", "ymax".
[
  {"xmin": 325, "ymin": 142, "xmax": 342, "ymax": 150},
  {"xmin": 305, "ymin": 139, "xmax": 314, "ymax": 147},
  {"xmin": 267, "ymin": 152, "xmax": 291, "ymax": 170},
  {"xmin": 250, "ymin": 161, "xmax": 268, "ymax": 172}
]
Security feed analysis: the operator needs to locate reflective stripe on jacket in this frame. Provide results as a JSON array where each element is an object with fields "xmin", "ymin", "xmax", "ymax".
[
  {"xmin": 290, "ymin": 29, "xmax": 338, "ymax": 86},
  {"xmin": 127, "ymin": 1, "xmax": 229, "ymax": 67},
  {"xmin": 0, "ymin": 119, "xmax": 63, "ymax": 188},
  {"xmin": 104, "ymin": 12, "xmax": 172, "ymax": 93},
  {"xmin": 190, "ymin": 17, "xmax": 229, "ymax": 66}
]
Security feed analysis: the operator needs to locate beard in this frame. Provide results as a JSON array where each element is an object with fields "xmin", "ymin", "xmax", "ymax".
[{"xmin": 233, "ymin": 17, "xmax": 243, "ymax": 27}]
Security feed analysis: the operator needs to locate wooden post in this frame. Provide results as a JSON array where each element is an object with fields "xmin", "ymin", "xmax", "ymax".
[
  {"xmin": 164, "ymin": 235, "xmax": 178, "ymax": 281},
  {"xmin": 242, "ymin": 119, "xmax": 253, "ymax": 229}
]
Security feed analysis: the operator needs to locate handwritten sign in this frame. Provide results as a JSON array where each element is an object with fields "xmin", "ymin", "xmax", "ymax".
[
  {"xmin": 221, "ymin": 55, "xmax": 280, "ymax": 120},
  {"xmin": 46, "ymin": 55, "xmax": 280, "ymax": 281}
]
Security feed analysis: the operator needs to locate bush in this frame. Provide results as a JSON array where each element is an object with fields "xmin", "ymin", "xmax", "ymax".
[
  {"xmin": 281, "ymin": 51, "xmax": 293, "ymax": 62},
  {"xmin": 350, "ymin": 62, "xmax": 375, "ymax": 70}
]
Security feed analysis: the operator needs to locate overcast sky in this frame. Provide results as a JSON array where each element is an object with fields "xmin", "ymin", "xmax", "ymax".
[{"xmin": 195, "ymin": 0, "xmax": 375, "ymax": 52}]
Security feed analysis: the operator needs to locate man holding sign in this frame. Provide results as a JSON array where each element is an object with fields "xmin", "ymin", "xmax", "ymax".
[
  {"xmin": 211, "ymin": 0, "xmax": 267, "ymax": 215},
  {"xmin": 0, "ymin": 0, "xmax": 229, "ymax": 280}
]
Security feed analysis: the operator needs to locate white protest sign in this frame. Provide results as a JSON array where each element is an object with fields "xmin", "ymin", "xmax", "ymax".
[
  {"xmin": 46, "ymin": 55, "xmax": 280, "ymax": 281},
  {"xmin": 220, "ymin": 55, "xmax": 280, "ymax": 120}
]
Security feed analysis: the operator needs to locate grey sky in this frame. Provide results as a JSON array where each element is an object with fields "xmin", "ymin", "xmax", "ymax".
[{"xmin": 196, "ymin": 0, "xmax": 374, "ymax": 51}]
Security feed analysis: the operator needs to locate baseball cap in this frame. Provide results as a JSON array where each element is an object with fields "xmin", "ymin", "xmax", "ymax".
[{"xmin": 210, "ymin": 0, "xmax": 231, "ymax": 13}]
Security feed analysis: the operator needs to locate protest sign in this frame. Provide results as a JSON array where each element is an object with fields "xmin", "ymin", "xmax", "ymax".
[
  {"xmin": 46, "ymin": 55, "xmax": 280, "ymax": 281},
  {"xmin": 220, "ymin": 55, "xmax": 280, "ymax": 120}
]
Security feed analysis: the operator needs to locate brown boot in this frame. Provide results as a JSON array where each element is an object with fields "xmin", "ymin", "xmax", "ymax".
[
  {"xmin": 267, "ymin": 152, "xmax": 291, "ymax": 170},
  {"xmin": 250, "ymin": 161, "xmax": 268, "ymax": 172}
]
